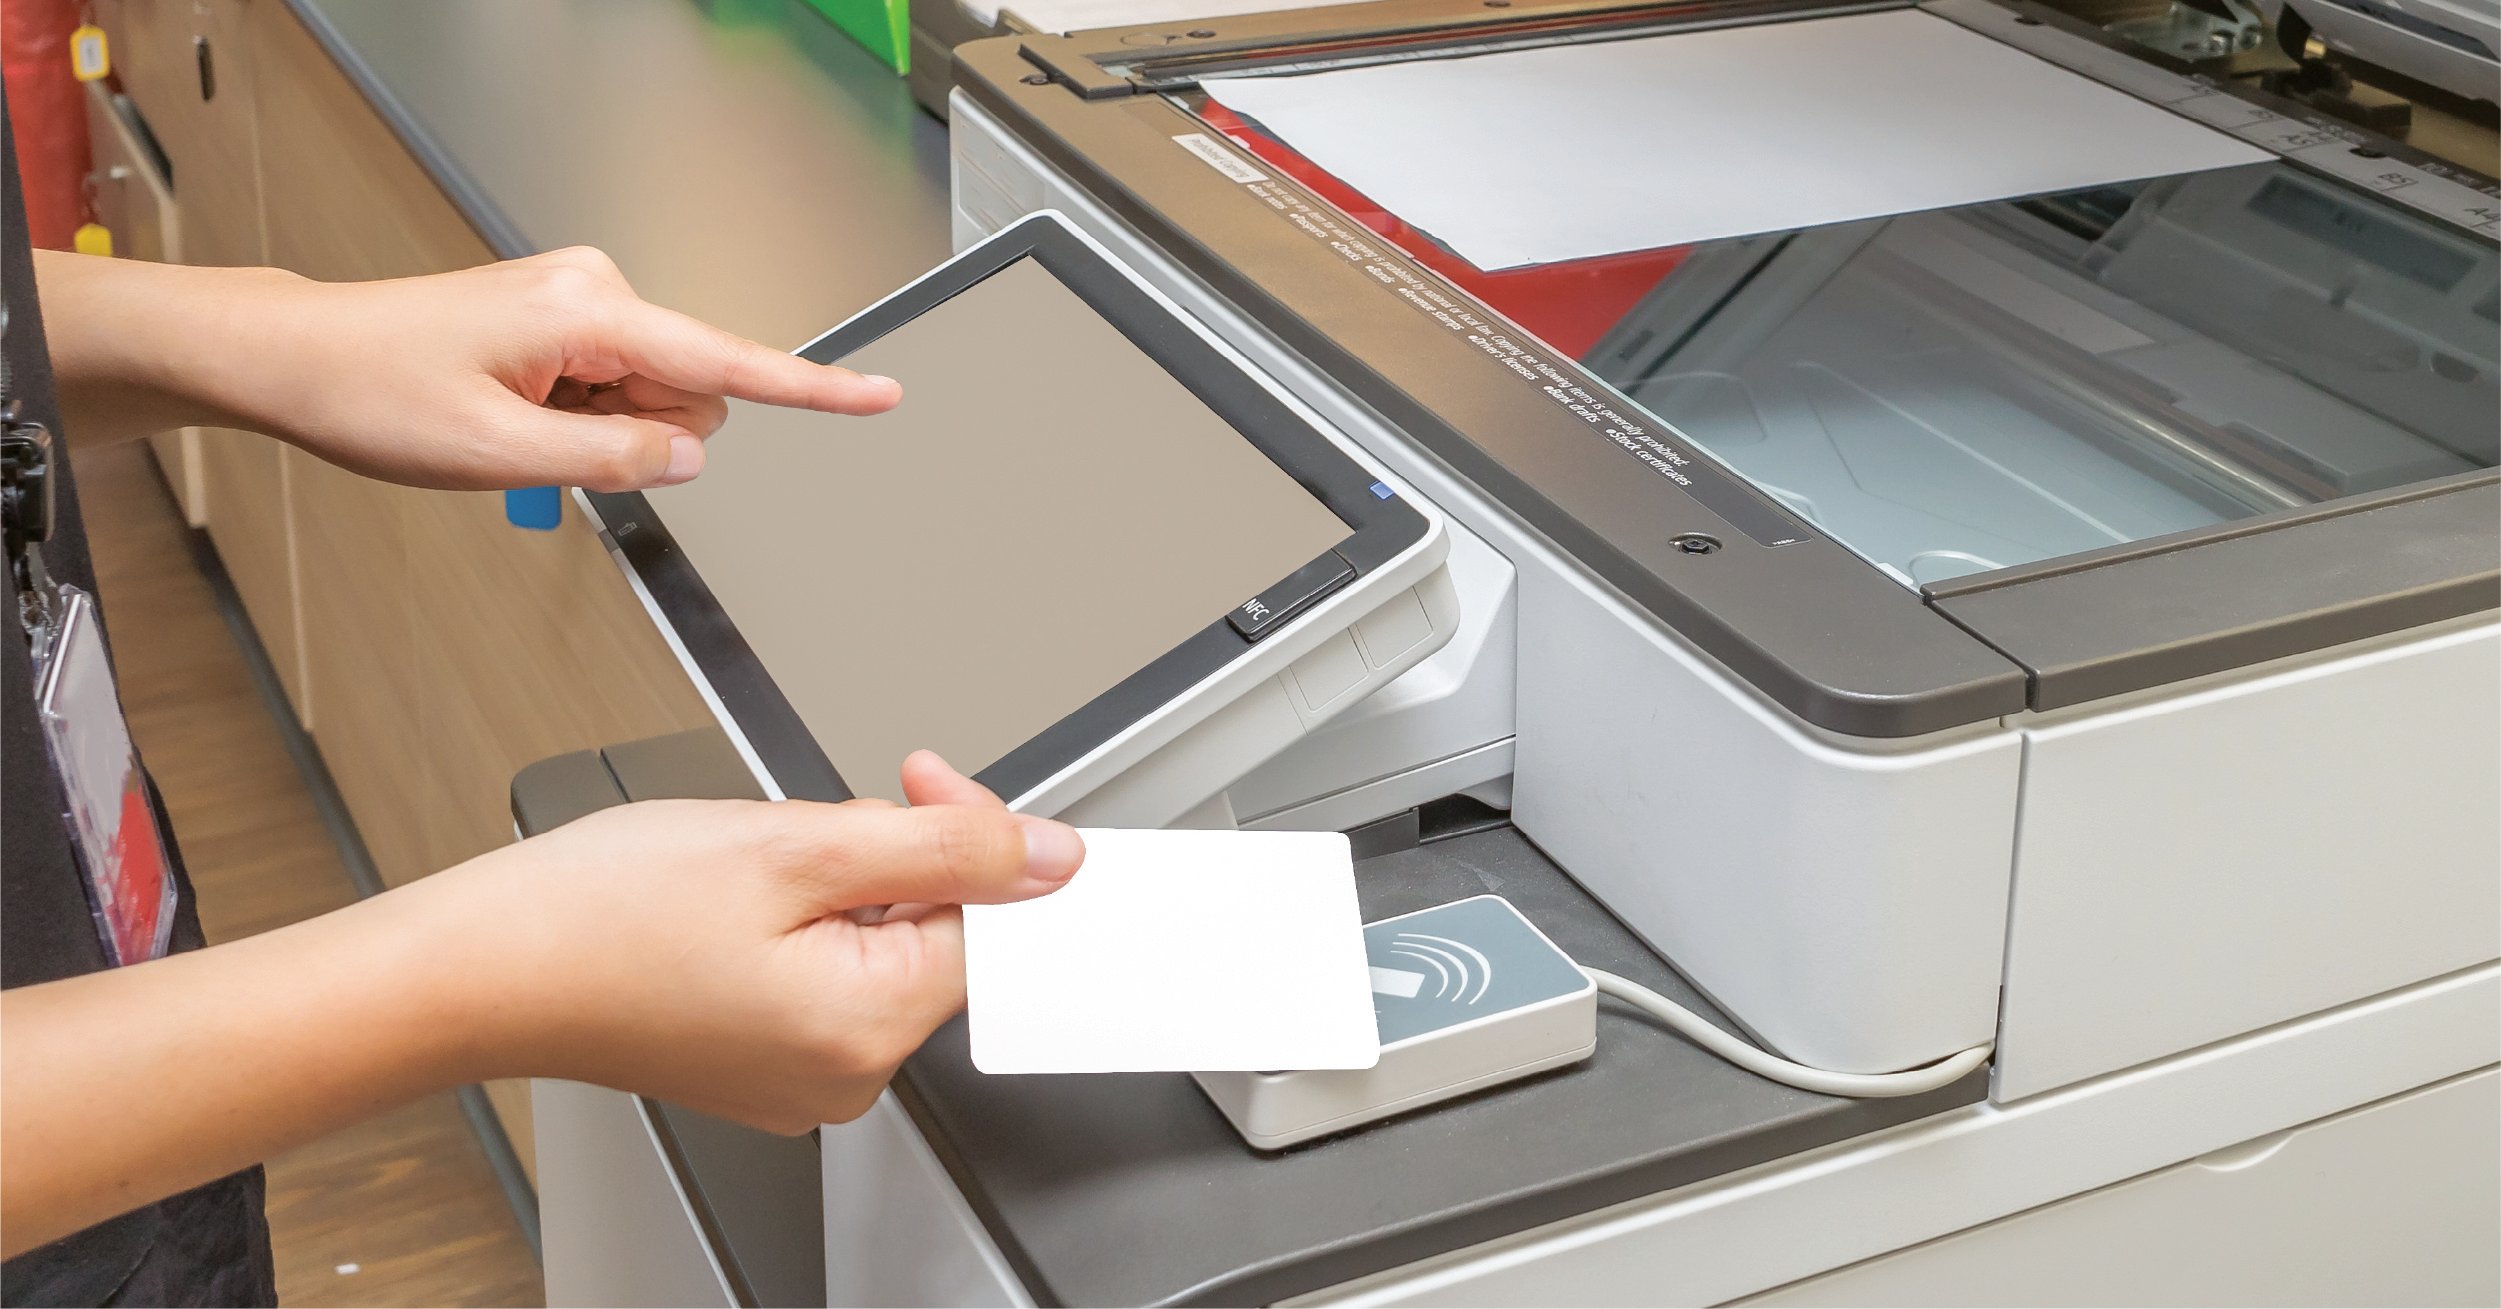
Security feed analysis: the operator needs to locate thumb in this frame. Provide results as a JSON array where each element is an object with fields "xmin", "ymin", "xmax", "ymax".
[
  {"xmin": 487, "ymin": 401, "xmax": 697, "ymax": 492},
  {"xmin": 762, "ymin": 802, "xmax": 1084, "ymax": 918}
]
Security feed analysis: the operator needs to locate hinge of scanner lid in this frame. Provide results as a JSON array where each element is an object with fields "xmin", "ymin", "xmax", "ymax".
[{"xmin": 1018, "ymin": 38, "xmax": 1141, "ymax": 98}]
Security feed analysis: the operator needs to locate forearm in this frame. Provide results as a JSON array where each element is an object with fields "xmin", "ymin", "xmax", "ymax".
[
  {"xmin": 0, "ymin": 779, "xmax": 1082, "ymax": 1255},
  {"xmin": 0, "ymin": 875, "xmax": 503, "ymax": 1256},
  {"xmin": 31, "ymin": 250, "xmax": 306, "ymax": 446}
]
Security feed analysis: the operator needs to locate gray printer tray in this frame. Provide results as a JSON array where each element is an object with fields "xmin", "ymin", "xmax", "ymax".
[{"xmin": 513, "ymin": 730, "xmax": 1984, "ymax": 1307}]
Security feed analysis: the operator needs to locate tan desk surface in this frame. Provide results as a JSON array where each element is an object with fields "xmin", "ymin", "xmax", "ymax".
[{"xmin": 294, "ymin": 0, "xmax": 954, "ymax": 347}]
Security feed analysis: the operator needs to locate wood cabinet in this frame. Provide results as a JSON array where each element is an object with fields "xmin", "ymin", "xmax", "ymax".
[
  {"xmin": 82, "ymin": 81, "xmax": 205, "ymax": 525},
  {"xmin": 96, "ymin": 0, "xmax": 714, "ymax": 1178},
  {"xmin": 101, "ymin": 0, "xmax": 260, "ymax": 269},
  {"xmin": 97, "ymin": 0, "xmax": 307, "ymax": 713}
]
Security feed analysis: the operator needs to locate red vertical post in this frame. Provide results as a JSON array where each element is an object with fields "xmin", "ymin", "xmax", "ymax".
[{"xmin": 3, "ymin": 0, "xmax": 95, "ymax": 250}]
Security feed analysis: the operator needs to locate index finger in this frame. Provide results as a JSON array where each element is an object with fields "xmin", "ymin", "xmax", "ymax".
[{"xmin": 618, "ymin": 301, "xmax": 903, "ymax": 415}]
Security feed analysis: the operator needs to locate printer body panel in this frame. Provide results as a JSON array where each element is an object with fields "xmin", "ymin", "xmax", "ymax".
[
  {"xmin": 1286, "ymin": 967, "xmax": 2499, "ymax": 1307},
  {"xmin": 1737, "ymin": 1067, "xmax": 2501, "ymax": 1309},
  {"xmin": 1996, "ymin": 616, "xmax": 2501, "ymax": 1099},
  {"xmin": 1513, "ymin": 561, "xmax": 2024, "ymax": 1073}
]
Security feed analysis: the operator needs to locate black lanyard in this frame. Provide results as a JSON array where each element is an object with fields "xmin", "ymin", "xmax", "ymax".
[{"xmin": 2, "ymin": 302, "xmax": 64, "ymax": 647}]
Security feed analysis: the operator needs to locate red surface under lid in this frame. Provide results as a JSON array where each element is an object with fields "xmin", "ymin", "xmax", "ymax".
[{"xmin": 1196, "ymin": 99, "xmax": 1690, "ymax": 359}]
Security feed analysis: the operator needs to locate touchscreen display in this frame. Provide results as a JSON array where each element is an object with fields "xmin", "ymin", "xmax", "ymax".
[{"xmin": 646, "ymin": 258, "xmax": 1352, "ymax": 801}]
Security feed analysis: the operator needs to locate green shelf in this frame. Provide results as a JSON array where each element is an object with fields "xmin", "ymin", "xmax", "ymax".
[{"xmin": 801, "ymin": 0, "xmax": 911, "ymax": 74}]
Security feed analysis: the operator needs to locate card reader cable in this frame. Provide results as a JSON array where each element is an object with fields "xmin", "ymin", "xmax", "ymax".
[
  {"xmin": 1580, "ymin": 967, "xmax": 1993, "ymax": 1098},
  {"xmin": 1195, "ymin": 896, "xmax": 1995, "ymax": 1151}
]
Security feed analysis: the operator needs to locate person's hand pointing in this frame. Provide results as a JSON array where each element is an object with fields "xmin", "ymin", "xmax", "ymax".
[{"xmin": 185, "ymin": 245, "xmax": 898, "ymax": 491}]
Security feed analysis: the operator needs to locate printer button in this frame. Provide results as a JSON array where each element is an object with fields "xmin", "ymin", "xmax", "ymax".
[
  {"xmin": 1353, "ymin": 589, "xmax": 1433, "ymax": 670},
  {"xmin": 1289, "ymin": 631, "xmax": 1368, "ymax": 712},
  {"xmin": 1228, "ymin": 552, "xmax": 1356, "ymax": 642}
]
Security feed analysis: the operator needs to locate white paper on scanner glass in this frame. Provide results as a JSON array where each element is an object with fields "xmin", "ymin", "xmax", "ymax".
[
  {"xmin": 974, "ymin": 0, "xmax": 1305, "ymax": 35},
  {"xmin": 1205, "ymin": 9, "xmax": 2270, "ymax": 270},
  {"xmin": 963, "ymin": 828, "xmax": 1381, "ymax": 1074}
]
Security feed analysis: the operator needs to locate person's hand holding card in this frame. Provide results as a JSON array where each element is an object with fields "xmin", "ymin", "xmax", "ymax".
[{"xmin": 389, "ymin": 750, "xmax": 1086, "ymax": 1136}]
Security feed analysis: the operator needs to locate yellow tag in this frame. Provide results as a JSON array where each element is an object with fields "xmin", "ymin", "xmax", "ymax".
[
  {"xmin": 71, "ymin": 25, "xmax": 111, "ymax": 82},
  {"xmin": 74, "ymin": 223, "xmax": 114, "ymax": 258}
]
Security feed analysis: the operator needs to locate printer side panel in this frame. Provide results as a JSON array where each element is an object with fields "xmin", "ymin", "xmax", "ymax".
[
  {"xmin": 1512, "ymin": 565, "xmax": 2022, "ymax": 1075},
  {"xmin": 1994, "ymin": 618, "xmax": 2501, "ymax": 1100},
  {"xmin": 954, "ymin": 110, "xmax": 1045, "ymax": 253},
  {"xmin": 820, "ymin": 1096, "xmax": 1032, "ymax": 1307}
]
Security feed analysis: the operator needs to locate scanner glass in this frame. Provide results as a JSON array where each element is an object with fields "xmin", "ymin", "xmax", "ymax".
[
  {"xmin": 645, "ymin": 258, "xmax": 1350, "ymax": 801},
  {"xmin": 1188, "ymin": 37, "xmax": 2498, "ymax": 588}
]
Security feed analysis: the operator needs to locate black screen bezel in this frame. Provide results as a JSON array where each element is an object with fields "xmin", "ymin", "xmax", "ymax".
[{"xmin": 585, "ymin": 212, "xmax": 1429, "ymax": 804}]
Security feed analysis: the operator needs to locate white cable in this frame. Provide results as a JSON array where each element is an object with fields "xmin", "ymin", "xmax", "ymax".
[{"xmin": 1582, "ymin": 967, "xmax": 1993, "ymax": 1098}]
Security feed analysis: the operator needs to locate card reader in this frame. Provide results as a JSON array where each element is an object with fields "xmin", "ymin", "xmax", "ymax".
[
  {"xmin": 1196, "ymin": 893, "xmax": 1995, "ymax": 1152},
  {"xmin": 1194, "ymin": 896, "xmax": 1597, "ymax": 1150}
]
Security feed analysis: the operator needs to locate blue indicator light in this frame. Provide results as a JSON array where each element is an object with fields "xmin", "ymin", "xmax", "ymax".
[{"xmin": 1369, "ymin": 481, "xmax": 1395, "ymax": 500}]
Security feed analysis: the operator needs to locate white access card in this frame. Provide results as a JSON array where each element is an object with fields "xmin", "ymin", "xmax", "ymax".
[{"xmin": 963, "ymin": 828, "xmax": 1381, "ymax": 1074}]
